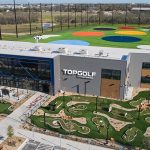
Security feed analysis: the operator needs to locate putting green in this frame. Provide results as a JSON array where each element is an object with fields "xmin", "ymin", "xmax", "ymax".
[{"xmin": 115, "ymin": 30, "xmax": 147, "ymax": 36}]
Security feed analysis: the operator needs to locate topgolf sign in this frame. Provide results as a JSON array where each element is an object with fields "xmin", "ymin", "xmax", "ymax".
[{"xmin": 62, "ymin": 69, "xmax": 96, "ymax": 79}]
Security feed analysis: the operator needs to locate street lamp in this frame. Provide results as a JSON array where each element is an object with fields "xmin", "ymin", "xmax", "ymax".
[
  {"xmin": 26, "ymin": 77, "xmax": 29, "ymax": 94},
  {"xmin": 137, "ymin": 103, "xmax": 142, "ymax": 120},
  {"xmin": 120, "ymin": 84, "xmax": 129, "ymax": 99},
  {"xmin": 63, "ymin": 91, "xmax": 65, "ymax": 109},
  {"xmin": 72, "ymin": 84, "xmax": 80, "ymax": 94},
  {"xmin": 16, "ymin": 79, "xmax": 19, "ymax": 101},
  {"xmin": 12, "ymin": 75, "xmax": 19, "ymax": 101},
  {"xmin": 84, "ymin": 81, "xmax": 90, "ymax": 96},
  {"xmin": 68, "ymin": 116, "xmax": 73, "ymax": 136},
  {"xmin": 106, "ymin": 122, "xmax": 110, "ymax": 144},
  {"xmin": 96, "ymin": 96, "xmax": 98, "ymax": 113}
]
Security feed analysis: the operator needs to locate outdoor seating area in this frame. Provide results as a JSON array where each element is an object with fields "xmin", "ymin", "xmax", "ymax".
[{"xmin": 0, "ymin": 86, "xmax": 32, "ymax": 103}]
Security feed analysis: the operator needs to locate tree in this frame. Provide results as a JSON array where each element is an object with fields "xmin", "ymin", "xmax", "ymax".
[{"xmin": 7, "ymin": 125, "xmax": 14, "ymax": 145}]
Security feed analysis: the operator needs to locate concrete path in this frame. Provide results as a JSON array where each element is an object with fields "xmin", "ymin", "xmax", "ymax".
[{"xmin": 0, "ymin": 92, "xmax": 48, "ymax": 140}]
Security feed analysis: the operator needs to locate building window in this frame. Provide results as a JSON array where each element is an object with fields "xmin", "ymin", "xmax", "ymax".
[
  {"xmin": 101, "ymin": 69, "xmax": 121, "ymax": 80},
  {"xmin": 142, "ymin": 62, "xmax": 150, "ymax": 69},
  {"xmin": 141, "ymin": 76, "xmax": 150, "ymax": 84},
  {"xmin": 0, "ymin": 56, "xmax": 53, "ymax": 94}
]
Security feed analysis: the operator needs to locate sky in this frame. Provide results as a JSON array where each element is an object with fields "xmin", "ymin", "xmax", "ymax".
[{"xmin": 0, "ymin": 0, "xmax": 150, "ymax": 4}]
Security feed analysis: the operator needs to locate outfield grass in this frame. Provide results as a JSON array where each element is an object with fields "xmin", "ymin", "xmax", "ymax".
[
  {"xmin": 2, "ymin": 24, "xmax": 150, "ymax": 49},
  {"xmin": 30, "ymin": 91, "xmax": 150, "ymax": 149}
]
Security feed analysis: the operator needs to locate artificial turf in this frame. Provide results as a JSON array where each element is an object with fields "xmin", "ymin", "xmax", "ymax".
[
  {"xmin": 3, "ymin": 24, "xmax": 150, "ymax": 49},
  {"xmin": 0, "ymin": 102, "xmax": 12, "ymax": 114}
]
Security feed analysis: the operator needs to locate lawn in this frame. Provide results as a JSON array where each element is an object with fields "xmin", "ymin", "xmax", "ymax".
[
  {"xmin": 0, "ymin": 102, "xmax": 12, "ymax": 114},
  {"xmin": 2, "ymin": 24, "xmax": 150, "ymax": 49},
  {"xmin": 30, "ymin": 91, "xmax": 150, "ymax": 149}
]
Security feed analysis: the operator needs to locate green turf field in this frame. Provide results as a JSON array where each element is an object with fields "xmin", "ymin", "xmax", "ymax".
[
  {"xmin": 3, "ymin": 24, "xmax": 150, "ymax": 49},
  {"xmin": 0, "ymin": 102, "xmax": 12, "ymax": 114}
]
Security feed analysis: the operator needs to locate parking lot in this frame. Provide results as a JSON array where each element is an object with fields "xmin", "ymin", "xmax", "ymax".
[{"xmin": 21, "ymin": 140, "xmax": 67, "ymax": 150}]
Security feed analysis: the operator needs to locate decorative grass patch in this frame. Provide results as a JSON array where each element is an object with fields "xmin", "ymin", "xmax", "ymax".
[{"xmin": 123, "ymin": 127, "xmax": 139, "ymax": 142}]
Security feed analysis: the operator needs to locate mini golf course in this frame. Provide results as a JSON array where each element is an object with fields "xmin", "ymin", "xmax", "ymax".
[
  {"xmin": 31, "ymin": 91, "xmax": 150, "ymax": 149},
  {"xmin": 6, "ymin": 24, "xmax": 150, "ymax": 48}
]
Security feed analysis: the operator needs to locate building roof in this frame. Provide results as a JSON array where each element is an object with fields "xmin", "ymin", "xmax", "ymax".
[
  {"xmin": 132, "ymin": 7, "xmax": 150, "ymax": 11},
  {"xmin": 0, "ymin": 40, "xmax": 150, "ymax": 61}
]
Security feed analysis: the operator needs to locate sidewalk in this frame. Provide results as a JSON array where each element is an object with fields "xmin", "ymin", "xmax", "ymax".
[{"xmin": 0, "ymin": 92, "xmax": 48, "ymax": 141}]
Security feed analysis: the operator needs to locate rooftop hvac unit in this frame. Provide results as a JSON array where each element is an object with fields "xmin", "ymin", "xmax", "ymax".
[
  {"xmin": 74, "ymin": 49, "xmax": 88, "ymax": 55},
  {"xmin": 30, "ymin": 46, "xmax": 43, "ymax": 51},
  {"xmin": 95, "ymin": 50, "xmax": 104, "ymax": 57},
  {"xmin": 79, "ymin": 49, "xmax": 88, "ymax": 55},
  {"xmin": 58, "ymin": 47, "xmax": 68, "ymax": 54}
]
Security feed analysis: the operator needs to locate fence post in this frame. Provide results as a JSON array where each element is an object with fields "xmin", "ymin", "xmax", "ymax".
[
  {"xmin": 28, "ymin": 3, "xmax": 32, "ymax": 35},
  {"xmin": 13, "ymin": 0, "xmax": 18, "ymax": 38},
  {"xmin": 40, "ymin": 3, "xmax": 43, "ymax": 33}
]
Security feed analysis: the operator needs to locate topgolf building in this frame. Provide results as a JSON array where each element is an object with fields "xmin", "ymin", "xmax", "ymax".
[{"xmin": 0, "ymin": 41, "xmax": 150, "ymax": 100}]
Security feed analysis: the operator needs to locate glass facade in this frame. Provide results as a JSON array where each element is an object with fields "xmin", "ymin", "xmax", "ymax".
[
  {"xmin": 101, "ymin": 69, "xmax": 121, "ymax": 80},
  {"xmin": 142, "ymin": 62, "xmax": 150, "ymax": 69},
  {"xmin": 141, "ymin": 62, "xmax": 150, "ymax": 84},
  {"xmin": 0, "ymin": 55, "xmax": 54, "ymax": 94}
]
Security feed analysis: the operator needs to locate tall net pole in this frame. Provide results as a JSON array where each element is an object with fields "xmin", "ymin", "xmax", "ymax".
[
  {"xmin": 40, "ymin": 3, "xmax": 43, "ymax": 33},
  {"xmin": 13, "ymin": 0, "xmax": 18, "ymax": 38},
  {"xmin": 86, "ymin": 4, "xmax": 89, "ymax": 25},
  {"xmin": 28, "ymin": 3, "xmax": 32, "ymax": 35},
  {"xmin": 99, "ymin": 4, "xmax": 102, "ymax": 25},
  {"xmin": 50, "ymin": 3, "xmax": 54, "ymax": 32},
  {"xmin": 125, "ymin": 3, "xmax": 128, "ymax": 26},
  {"xmin": 67, "ymin": 4, "xmax": 70, "ymax": 29}
]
